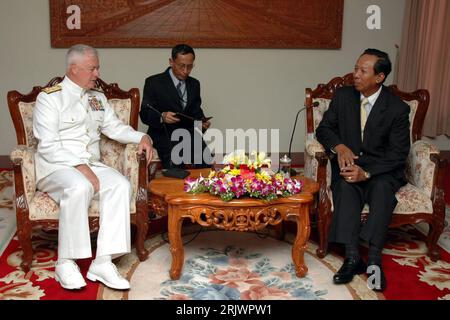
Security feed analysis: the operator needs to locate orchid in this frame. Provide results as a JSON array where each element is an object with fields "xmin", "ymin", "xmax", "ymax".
[{"xmin": 184, "ymin": 151, "xmax": 303, "ymax": 202}]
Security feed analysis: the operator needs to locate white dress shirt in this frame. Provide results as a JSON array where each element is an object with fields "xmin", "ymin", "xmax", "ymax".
[{"xmin": 360, "ymin": 85, "xmax": 383, "ymax": 120}]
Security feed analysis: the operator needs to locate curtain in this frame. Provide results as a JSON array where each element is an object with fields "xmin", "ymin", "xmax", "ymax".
[{"xmin": 395, "ymin": 0, "xmax": 450, "ymax": 137}]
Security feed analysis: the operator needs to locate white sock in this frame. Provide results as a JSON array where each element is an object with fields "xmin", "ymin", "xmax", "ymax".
[
  {"xmin": 93, "ymin": 255, "xmax": 111, "ymax": 265},
  {"xmin": 57, "ymin": 258, "xmax": 74, "ymax": 265}
]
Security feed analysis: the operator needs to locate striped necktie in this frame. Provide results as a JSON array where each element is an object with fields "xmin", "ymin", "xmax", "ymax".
[{"xmin": 176, "ymin": 81, "xmax": 186, "ymax": 109}]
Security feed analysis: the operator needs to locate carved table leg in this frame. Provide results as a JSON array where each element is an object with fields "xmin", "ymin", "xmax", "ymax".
[
  {"xmin": 292, "ymin": 204, "xmax": 311, "ymax": 277},
  {"xmin": 168, "ymin": 205, "xmax": 184, "ymax": 280}
]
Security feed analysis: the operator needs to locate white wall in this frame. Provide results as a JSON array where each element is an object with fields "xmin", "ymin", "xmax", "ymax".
[{"xmin": 4, "ymin": 0, "xmax": 439, "ymax": 157}]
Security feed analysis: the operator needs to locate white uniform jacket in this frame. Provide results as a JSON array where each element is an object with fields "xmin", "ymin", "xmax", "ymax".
[{"xmin": 33, "ymin": 76, "xmax": 147, "ymax": 183}]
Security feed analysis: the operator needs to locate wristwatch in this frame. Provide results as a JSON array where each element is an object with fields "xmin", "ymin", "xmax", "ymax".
[{"xmin": 364, "ymin": 171, "xmax": 371, "ymax": 179}]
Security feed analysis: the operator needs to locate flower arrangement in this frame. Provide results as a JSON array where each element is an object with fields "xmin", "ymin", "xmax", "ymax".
[{"xmin": 184, "ymin": 150, "xmax": 303, "ymax": 201}]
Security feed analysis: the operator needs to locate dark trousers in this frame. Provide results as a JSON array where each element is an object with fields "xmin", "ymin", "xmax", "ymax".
[
  {"xmin": 154, "ymin": 129, "xmax": 212, "ymax": 169},
  {"xmin": 329, "ymin": 173, "xmax": 403, "ymax": 248}
]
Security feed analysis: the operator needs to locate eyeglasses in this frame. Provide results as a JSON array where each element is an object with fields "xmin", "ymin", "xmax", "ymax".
[{"xmin": 173, "ymin": 62, "xmax": 195, "ymax": 71}]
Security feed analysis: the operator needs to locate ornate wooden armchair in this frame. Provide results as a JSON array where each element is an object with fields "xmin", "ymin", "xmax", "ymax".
[
  {"xmin": 8, "ymin": 77, "xmax": 153, "ymax": 272},
  {"xmin": 304, "ymin": 73, "xmax": 447, "ymax": 261}
]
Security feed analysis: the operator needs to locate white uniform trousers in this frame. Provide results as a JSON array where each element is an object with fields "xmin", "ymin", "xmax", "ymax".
[{"xmin": 37, "ymin": 165, "xmax": 131, "ymax": 259}]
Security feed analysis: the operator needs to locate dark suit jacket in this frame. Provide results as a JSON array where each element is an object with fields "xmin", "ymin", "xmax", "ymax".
[
  {"xmin": 316, "ymin": 86, "xmax": 411, "ymax": 184},
  {"xmin": 140, "ymin": 67, "xmax": 206, "ymax": 166}
]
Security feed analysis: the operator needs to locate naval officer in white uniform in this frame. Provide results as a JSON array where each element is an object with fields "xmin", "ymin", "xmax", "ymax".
[{"xmin": 33, "ymin": 44, "xmax": 153, "ymax": 290}]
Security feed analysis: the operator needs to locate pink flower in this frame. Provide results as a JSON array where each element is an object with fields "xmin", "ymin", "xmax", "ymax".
[
  {"xmin": 229, "ymin": 257, "xmax": 248, "ymax": 268},
  {"xmin": 184, "ymin": 168, "xmax": 303, "ymax": 201},
  {"xmin": 209, "ymin": 267, "xmax": 264, "ymax": 288},
  {"xmin": 270, "ymin": 271, "xmax": 291, "ymax": 281},
  {"xmin": 184, "ymin": 177, "xmax": 198, "ymax": 192},
  {"xmin": 168, "ymin": 294, "xmax": 190, "ymax": 300},
  {"xmin": 241, "ymin": 285, "xmax": 291, "ymax": 300},
  {"xmin": 240, "ymin": 170, "xmax": 256, "ymax": 180}
]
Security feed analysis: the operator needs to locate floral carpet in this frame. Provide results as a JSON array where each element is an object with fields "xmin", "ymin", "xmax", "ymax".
[
  {"xmin": 0, "ymin": 169, "xmax": 449, "ymax": 300},
  {"xmin": 101, "ymin": 229, "xmax": 381, "ymax": 300},
  {"xmin": 0, "ymin": 170, "xmax": 15, "ymax": 257},
  {"xmin": 101, "ymin": 226, "xmax": 450, "ymax": 300}
]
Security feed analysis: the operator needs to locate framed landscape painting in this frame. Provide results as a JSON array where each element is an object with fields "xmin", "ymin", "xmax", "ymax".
[{"xmin": 50, "ymin": 0, "xmax": 344, "ymax": 48}]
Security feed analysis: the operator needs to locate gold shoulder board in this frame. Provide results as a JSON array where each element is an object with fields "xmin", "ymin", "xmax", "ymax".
[{"xmin": 41, "ymin": 85, "xmax": 62, "ymax": 94}]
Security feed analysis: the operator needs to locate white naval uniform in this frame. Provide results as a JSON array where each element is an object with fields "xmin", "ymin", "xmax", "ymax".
[{"xmin": 33, "ymin": 76, "xmax": 148, "ymax": 259}]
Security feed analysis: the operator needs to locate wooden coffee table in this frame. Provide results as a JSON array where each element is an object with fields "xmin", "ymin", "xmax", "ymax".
[{"xmin": 148, "ymin": 169, "xmax": 319, "ymax": 280}]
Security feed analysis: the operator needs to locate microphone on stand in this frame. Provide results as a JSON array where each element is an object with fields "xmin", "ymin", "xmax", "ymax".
[
  {"xmin": 287, "ymin": 101, "xmax": 320, "ymax": 177},
  {"xmin": 146, "ymin": 104, "xmax": 190, "ymax": 179}
]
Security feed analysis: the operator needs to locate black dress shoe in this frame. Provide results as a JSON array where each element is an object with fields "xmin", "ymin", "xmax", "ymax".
[
  {"xmin": 366, "ymin": 263, "xmax": 387, "ymax": 292},
  {"xmin": 333, "ymin": 258, "xmax": 367, "ymax": 284}
]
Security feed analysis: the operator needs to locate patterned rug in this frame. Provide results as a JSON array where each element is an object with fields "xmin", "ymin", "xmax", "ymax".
[
  {"xmin": 0, "ymin": 169, "xmax": 449, "ymax": 300},
  {"xmin": 1, "ymin": 220, "xmax": 449, "ymax": 300},
  {"xmin": 101, "ymin": 230, "xmax": 381, "ymax": 300},
  {"xmin": 0, "ymin": 170, "xmax": 15, "ymax": 257},
  {"xmin": 100, "ymin": 226, "xmax": 450, "ymax": 300}
]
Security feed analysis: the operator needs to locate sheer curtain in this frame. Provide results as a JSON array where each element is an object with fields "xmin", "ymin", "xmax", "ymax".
[{"xmin": 395, "ymin": 0, "xmax": 450, "ymax": 137}]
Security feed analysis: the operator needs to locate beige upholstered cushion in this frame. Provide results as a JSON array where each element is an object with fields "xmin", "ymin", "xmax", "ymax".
[
  {"xmin": 404, "ymin": 140, "xmax": 439, "ymax": 200},
  {"xmin": 107, "ymin": 98, "xmax": 131, "ymax": 125},
  {"xmin": 29, "ymin": 191, "xmax": 100, "ymax": 220},
  {"xmin": 18, "ymin": 102, "xmax": 38, "ymax": 149},
  {"xmin": 312, "ymin": 98, "xmax": 331, "ymax": 132},
  {"xmin": 404, "ymin": 100, "xmax": 418, "ymax": 144},
  {"xmin": 362, "ymin": 183, "xmax": 433, "ymax": 214},
  {"xmin": 393, "ymin": 183, "xmax": 433, "ymax": 213}
]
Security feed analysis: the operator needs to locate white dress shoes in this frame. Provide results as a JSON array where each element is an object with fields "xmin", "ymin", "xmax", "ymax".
[
  {"xmin": 86, "ymin": 261, "xmax": 130, "ymax": 290},
  {"xmin": 54, "ymin": 260, "xmax": 87, "ymax": 290}
]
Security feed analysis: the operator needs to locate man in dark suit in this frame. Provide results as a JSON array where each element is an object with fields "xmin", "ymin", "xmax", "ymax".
[
  {"xmin": 316, "ymin": 49, "xmax": 410, "ymax": 292},
  {"xmin": 140, "ymin": 44, "xmax": 212, "ymax": 169}
]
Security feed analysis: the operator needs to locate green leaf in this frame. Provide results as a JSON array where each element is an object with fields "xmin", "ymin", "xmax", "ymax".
[
  {"xmin": 253, "ymin": 257, "xmax": 276, "ymax": 275},
  {"xmin": 280, "ymin": 263, "xmax": 295, "ymax": 273},
  {"xmin": 264, "ymin": 277, "xmax": 281, "ymax": 287},
  {"xmin": 245, "ymin": 253, "xmax": 262, "ymax": 259},
  {"xmin": 171, "ymin": 285, "xmax": 194, "ymax": 294}
]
